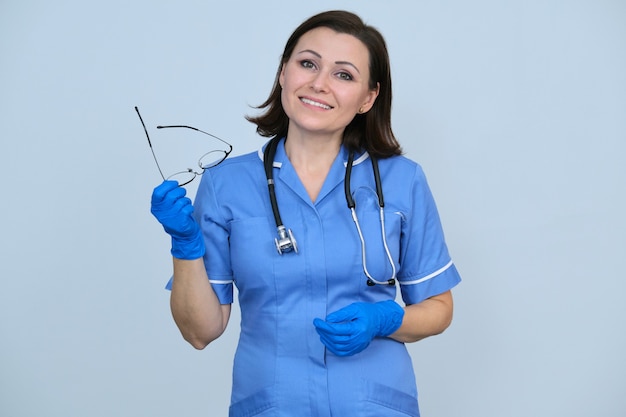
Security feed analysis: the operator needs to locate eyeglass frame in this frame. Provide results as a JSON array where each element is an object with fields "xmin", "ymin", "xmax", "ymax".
[{"xmin": 135, "ymin": 106, "xmax": 232, "ymax": 186}]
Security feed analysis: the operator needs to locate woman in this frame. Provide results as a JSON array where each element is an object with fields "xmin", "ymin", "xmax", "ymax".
[{"xmin": 150, "ymin": 10, "xmax": 461, "ymax": 417}]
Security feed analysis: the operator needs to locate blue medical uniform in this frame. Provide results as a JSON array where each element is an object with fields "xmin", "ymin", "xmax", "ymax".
[{"xmin": 191, "ymin": 138, "xmax": 461, "ymax": 417}]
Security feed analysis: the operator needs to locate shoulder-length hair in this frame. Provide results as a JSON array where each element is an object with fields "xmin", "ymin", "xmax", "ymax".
[{"xmin": 246, "ymin": 10, "xmax": 401, "ymax": 158}]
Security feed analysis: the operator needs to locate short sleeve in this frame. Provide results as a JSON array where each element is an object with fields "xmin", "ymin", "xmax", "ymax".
[
  {"xmin": 165, "ymin": 170, "xmax": 234, "ymax": 304},
  {"xmin": 397, "ymin": 165, "xmax": 461, "ymax": 305}
]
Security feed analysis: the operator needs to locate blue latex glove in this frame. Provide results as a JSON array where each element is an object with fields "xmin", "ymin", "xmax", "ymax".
[
  {"xmin": 150, "ymin": 180, "xmax": 205, "ymax": 260},
  {"xmin": 313, "ymin": 300, "xmax": 404, "ymax": 356}
]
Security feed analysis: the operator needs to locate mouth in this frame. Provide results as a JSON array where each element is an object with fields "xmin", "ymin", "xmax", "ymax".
[{"xmin": 300, "ymin": 97, "xmax": 333, "ymax": 110}]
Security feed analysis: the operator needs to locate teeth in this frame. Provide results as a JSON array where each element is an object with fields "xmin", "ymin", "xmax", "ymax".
[{"xmin": 301, "ymin": 98, "xmax": 332, "ymax": 110}]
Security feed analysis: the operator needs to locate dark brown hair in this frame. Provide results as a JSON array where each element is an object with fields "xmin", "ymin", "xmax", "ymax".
[{"xmin": 246, "ymin": 10, "xmax": 401, "ymax": 158}]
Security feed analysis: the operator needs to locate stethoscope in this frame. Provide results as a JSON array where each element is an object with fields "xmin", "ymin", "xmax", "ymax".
[{"xmin": 263, "ymin": 137, "xmax": 396, "ymax": 286}]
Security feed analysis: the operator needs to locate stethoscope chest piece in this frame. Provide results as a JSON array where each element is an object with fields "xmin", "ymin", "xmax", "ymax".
[{"xmin": 275, "ymin": 225, "xmax": 298, "ymax": 254}]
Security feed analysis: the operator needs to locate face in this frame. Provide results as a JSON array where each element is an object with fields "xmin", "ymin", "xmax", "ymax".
[{"xmin": 279, "ymin": 27, "xmax": 379, "ymax": 141}]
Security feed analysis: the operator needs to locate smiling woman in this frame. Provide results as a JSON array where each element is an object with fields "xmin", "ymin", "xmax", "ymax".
[
  {"xmin": 278, "ymin": 27, "xmax": 379, "ymax": 148},
  {"xmin": 247, "ymin": 10, "xmax": 400, "ymax": 159},
  {"xmin": 148, "ymin": 9, "xmax": 461, "ymax": 417}
]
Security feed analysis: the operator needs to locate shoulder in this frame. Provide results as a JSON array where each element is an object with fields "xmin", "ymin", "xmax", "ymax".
[
  {"xmin": 377, "ymin": 154, "xmax": 427, "ymax": 181},
  {"xmin": 195, "ymin": 147, "xmax": 265, "ymax": 198},
  {"xmin": 375, "ymin": 154, "xmax": 436, "ymax": 211},
  {"xmin": 216, "ymin": 147, "xmax": 263, "ymax": 170},
  {"xmin": 194, "ymin": 146, "xmax": 268, "ymax": 213},
  {"xmin": 208, "ymin": 147, "xmax": 264, "ymax": 179}
]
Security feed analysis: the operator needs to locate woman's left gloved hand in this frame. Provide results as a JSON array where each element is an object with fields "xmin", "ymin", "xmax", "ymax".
[{"xmin": 313, "ymin": 300, "xmax": 405, "ymax": 356}]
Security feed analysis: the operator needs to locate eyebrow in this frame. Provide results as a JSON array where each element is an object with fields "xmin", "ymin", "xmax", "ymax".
[{"xmin": 296, "ymin": 49, "xmax": 361, "ymax": 74}]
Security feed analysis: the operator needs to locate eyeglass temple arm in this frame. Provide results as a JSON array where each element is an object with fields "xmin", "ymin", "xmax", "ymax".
[
  {"xmin": 135, "ymin": 106, "xmax": 167, "ymax": 180},
  {"xmin": 157, "ymin": 125, "xmax": 232, "ymax": 152}
]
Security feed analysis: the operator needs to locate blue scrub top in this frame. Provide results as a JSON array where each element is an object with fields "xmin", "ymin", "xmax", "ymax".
[{"xmin": 188, "ymin": 138, "xmax": 460, "ymax": 417}]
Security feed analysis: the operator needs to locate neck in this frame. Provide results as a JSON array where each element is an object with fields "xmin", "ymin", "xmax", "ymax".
[
  {"xmin": 284, "ymin": 130, "xmax": 342, "ymax": 170},
  {"xmin": 283, "ymin": 131, "xmax": 342, "ymax": 202}
]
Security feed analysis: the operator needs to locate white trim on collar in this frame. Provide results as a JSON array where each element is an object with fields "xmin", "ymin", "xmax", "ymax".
[
  {"xmin": 257, "ymin": 145, "xmax": 282, "ymax": 168},
  {"xmin": 257, "ymin": 141, "xmax": 370, "ymax": 168},
  {"xmin": 346, "ymin": 150, "xmax": 370, "ymax": 167}
]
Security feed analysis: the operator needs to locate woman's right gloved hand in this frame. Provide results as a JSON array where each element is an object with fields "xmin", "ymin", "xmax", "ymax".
[{"xmin": 150, "ymin": 180, "xmax": 206, "ymax": 260}]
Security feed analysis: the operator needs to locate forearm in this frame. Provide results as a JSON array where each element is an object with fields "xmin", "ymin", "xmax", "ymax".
[
  {"xmin": 389, "ymin": 290, "xmax": 454, "ymax": 343},
  {"xmin": 170, "ymin": 257, "xmax": 230, "ymax": 349}
]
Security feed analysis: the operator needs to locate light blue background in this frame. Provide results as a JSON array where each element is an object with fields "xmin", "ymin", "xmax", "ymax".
[{"xmin": 1, "ymin": 0, "xmax": 625, "ymax": 416}]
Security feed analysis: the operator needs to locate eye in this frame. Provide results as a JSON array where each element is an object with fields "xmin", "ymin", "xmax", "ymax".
[
  {"xmin": 299, "ymin": 60, "xmax": 316, "ymax": 70},
  {"xmin": 336, "ymin": 71, "xmax": 354, "ymax": 81}
]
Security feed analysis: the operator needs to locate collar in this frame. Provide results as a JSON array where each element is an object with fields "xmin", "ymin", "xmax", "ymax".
[
  {"xmin": 257, "ymin": 138, "xmax": 370, "ymax": 168},
  {"xmin": 257, "ymin": 137, "xmax": 371, "ymax": 205}
]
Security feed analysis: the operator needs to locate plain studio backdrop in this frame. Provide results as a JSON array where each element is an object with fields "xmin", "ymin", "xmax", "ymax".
[{"xmin": 1, "ymin": 0, "xmax": 624, "ymax": 416}]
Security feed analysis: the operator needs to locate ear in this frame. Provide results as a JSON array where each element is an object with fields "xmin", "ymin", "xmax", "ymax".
[
  {"xmin": 360, "ymin": 82, "xmax": 380, "ymax": 113},
  {"xmin": 279, "ymin": 63, "xmax": 286, "ymax": 88}
]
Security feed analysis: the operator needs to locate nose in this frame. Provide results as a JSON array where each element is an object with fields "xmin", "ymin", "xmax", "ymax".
[{"xmin": 310, "ymin": 71, "xmax": 329, "ymax": 93}]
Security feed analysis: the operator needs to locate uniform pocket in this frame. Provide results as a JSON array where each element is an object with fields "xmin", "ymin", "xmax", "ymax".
[
  {"xmin": 362, "ymin": 379, "xmax": 420, "ymax": 417},
  {"xmin": 228, "ymin": 386, "xmax": 277, "ymax": 417},
  {"xmin": 229, "ymin": 217, "xmax": 275, "ymax": 280}
]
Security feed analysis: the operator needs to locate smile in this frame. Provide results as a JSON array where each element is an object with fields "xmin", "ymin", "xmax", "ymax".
[{"xmin": 300, "ymin": 97, "xmax": 333, "ymax": 110}]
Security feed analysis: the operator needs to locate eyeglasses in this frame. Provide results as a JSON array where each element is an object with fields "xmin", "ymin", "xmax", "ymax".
[{"xmin": 135, "ymin": 106, "xmax": 232, "ymax": 186}]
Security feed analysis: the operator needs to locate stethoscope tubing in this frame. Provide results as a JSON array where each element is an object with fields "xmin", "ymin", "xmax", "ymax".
[
  {"xmin": 264, "ymin": 136, "xmax": 285, "ymax": 227},
  {"xmin": 264, "ymin": 137, "xmax": 298, "ymax": 254},
  {"xmin": 264, "ymin": 137, "xmax": 396, "ymax": 285}
]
